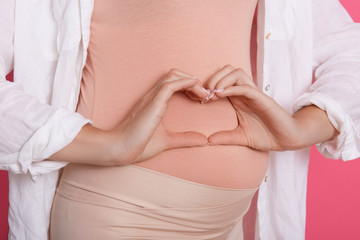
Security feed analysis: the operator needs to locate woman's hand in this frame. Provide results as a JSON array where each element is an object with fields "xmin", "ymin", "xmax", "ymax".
[
  {"xmin": 206, "ymin": 64, "xmax": 338, "ymax": 151},
  {"xmin": 110, "ymin": 68, "xmax": 209, "ymax": 164},
  {"xmin": 50, "ymin": 68, "xmax": 209, "ymax": 166}
]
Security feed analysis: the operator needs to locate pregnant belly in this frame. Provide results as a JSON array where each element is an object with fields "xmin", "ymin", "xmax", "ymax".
[
  {"xmin": 162, "ymin": 91, "xmax": 239, "ymax": 136},
  {"xmin": 134, "ymin": 92, "xmax": 269, "ymax": 189}
]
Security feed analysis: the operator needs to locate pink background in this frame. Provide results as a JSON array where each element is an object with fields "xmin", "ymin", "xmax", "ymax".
[{"xmin": 0, "ymin": 1, "xmax": 360, "ymax": 239}]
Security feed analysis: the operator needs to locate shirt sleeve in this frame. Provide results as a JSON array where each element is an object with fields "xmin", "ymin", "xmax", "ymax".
[
  {"xmin": 292, "ymin": 0, "xmax": 360, "ymax": 160},
  {"xmin": 0, "ymin": 0, "xmax": 92, "ymax": 180}
]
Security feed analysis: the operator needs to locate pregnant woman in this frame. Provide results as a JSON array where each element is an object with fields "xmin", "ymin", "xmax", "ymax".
[
  {"xmin": 50, "ymin": 0, "xmax": 268, "ymax": 239},
  {"xmin": 3, "ymin": 0, "xmax": 358, "ymax": 239}
]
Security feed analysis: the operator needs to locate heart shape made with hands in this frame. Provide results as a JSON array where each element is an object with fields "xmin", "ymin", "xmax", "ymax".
[
  {"xmin": 167, "ymin": 81, "xmax": 240, "ymax": 141},
  {"xmin": 172, "ymin": 67, "xmax": 278, "ymax": 151},
  {"xmin": 172, "ymin": 71, "xmax": 243, "ymax": 135},
  {"xmin": 177, "ymin": 67, "xmax": 298, "ymax": 151},
  {"xmin": 159, "ymin": 65, "xmax": 280, "ymax": 151}
]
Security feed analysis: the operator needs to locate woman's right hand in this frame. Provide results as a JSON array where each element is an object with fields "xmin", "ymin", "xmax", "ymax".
[
  {"xmin": 108, "ymin": 68, "xmax": 209, "ymax": 164},
  {"xmin": 49, "ymin": 68, "xmax": 209, "ymax": 166}
]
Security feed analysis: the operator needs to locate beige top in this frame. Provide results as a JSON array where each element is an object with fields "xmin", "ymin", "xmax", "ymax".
[
  {"xmin": 75, "ymin": 0, "xmax": 268, "ymax": 189},
  {"xmin": 51, "ymin": 164, "xmax": 258, "ymax": 239}
]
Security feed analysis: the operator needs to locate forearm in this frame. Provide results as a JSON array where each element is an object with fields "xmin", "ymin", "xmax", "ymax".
[
  {"xmin": 48, "ymin": 73, "xmax": 207, "ymax": 166},
  {"xmin": 48, "ymin": 124, "xmax": 119, "ymax": 166},
  {"xmin": 292, "ymin": 105, "xmax": 339, "ymax": 149},
  {"xmin": 306, "ymin": 0, "xmax": 360, "ymax": 160}
]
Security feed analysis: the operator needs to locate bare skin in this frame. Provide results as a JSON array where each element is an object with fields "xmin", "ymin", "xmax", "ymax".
[
  {"xmin": 50, "ymin": 65, "xmax": 338, "ymax": 166},
  {"xmin": 206, "ymin": 64, "xmax": 339, "ymax": 150},
  {"xmin": 49, "ymin": 68, "xmax": 209, "ymax": 166}
]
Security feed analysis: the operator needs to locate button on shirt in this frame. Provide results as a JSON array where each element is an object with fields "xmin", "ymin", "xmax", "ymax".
[
  {"xmin": 0, "ymin": 0, "xmax": 360, "ymax": 240},
  {"xmin": 264, "ymin": 84, "xmax": 271, "ymax": 92},
  {"xmin": 265, "ymin": 32, "xmax": 272, "ymax": 40}
]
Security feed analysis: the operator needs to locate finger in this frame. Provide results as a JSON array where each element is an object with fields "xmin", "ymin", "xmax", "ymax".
[
  {"xmin": 157, "ymin": 78, "xmax": 200, "ymax": 102},
  {"xmin": 184, "ymin": 83, "xmax": 209, "ymax": 101},
  {"xmin": 129, "ymin": 78, "xmax": 199, "ymax": 135},
  {"xmin": 216, "ymin": 85, "xmax": 290, "ymax": 122},
  {"xmin": 205, "ymin": 64, "xmax": 235, "ymax": 91},
  {"xmin": 213, "ymin": 68, "xmax": 255, "ymax": 95},
  {"xmin": 168, "ymin": 68, "xmax": 196, "ymax": 79},
  {"xmin": 208, "ymin": 128, "xmax": 247, "ymax": 146},
  {"xmin": 166, "ymin": 131, "xmax": 208, "ymax": 149},
  {"xmin": 160, "ymin": 69, "xmax": 209, "ymax": 101},
  {"xmin": 215, "ymin": 85, "xmax": 274, "ymax": 113},
  {"xmin": 148, "ymin": 78, "xmax": 200, "ymax": 118},
  {"xmin": 214, "ymin": 85, "xmax": 260, "ymax": 101},
  {"xmin": 184, "ymin": 90, "xmax": 205, "ymax": 101},
  {"xmin": 216, "ymin": 85, "xmax": 270, "ymax": 113},
  {"xmin": 160, "ymin": 68, "xmax": 198, "ymax": 86}
]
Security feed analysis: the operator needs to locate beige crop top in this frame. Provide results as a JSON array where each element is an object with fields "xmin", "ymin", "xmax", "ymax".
[{"xmin": 75, "ymin": 0, "xmax": 268, "ymax": 189}]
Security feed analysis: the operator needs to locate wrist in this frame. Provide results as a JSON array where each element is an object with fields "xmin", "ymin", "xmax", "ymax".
[
  {"xmin": 49, "ymin": 124, "xmax": 120, "ymax": 166},
  {"xmin": 292, "ymin": 105, "xmax": 339, "ymax": 149}
]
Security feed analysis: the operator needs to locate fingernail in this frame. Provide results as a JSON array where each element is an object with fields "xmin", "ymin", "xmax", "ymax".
[
  {"xmin": 213, "ymin": 88, "xmax": 225, "ymax": 93},
  {"xmin": 202, "ymin": 88, "xmax": 211, "ymax": 95},
  {"xmin": 208, "ymin": 92, "xmax": 215, "ymax": 99}
]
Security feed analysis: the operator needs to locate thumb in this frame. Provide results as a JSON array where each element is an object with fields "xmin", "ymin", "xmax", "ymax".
[
  {"xmin": 165, "ymin": 131, "xmax": 208, "ymax": 149},
  {"xmin": 208, "ymin": 129, "xmax": 247, "ymax": 146}
]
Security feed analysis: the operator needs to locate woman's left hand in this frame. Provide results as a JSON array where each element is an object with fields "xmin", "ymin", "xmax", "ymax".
[{"xmin": 205, "ymin": 64, "xmax": 338, "ymax": 151}]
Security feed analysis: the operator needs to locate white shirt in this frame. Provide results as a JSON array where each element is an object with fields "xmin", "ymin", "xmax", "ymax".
[{"xmin": 0, "ymin": 0, "xmax": 359, "ymax": 239}]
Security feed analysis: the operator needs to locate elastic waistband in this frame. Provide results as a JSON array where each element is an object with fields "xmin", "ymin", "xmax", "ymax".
[{"xmin": 59, "ymin": 163, "xmax": 259, "ymax": 209}]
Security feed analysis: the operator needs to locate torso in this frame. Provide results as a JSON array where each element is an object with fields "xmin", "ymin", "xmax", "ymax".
[{"xmin": 71, "ymin": 0, "xmax": 268, "ymax": 189}]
